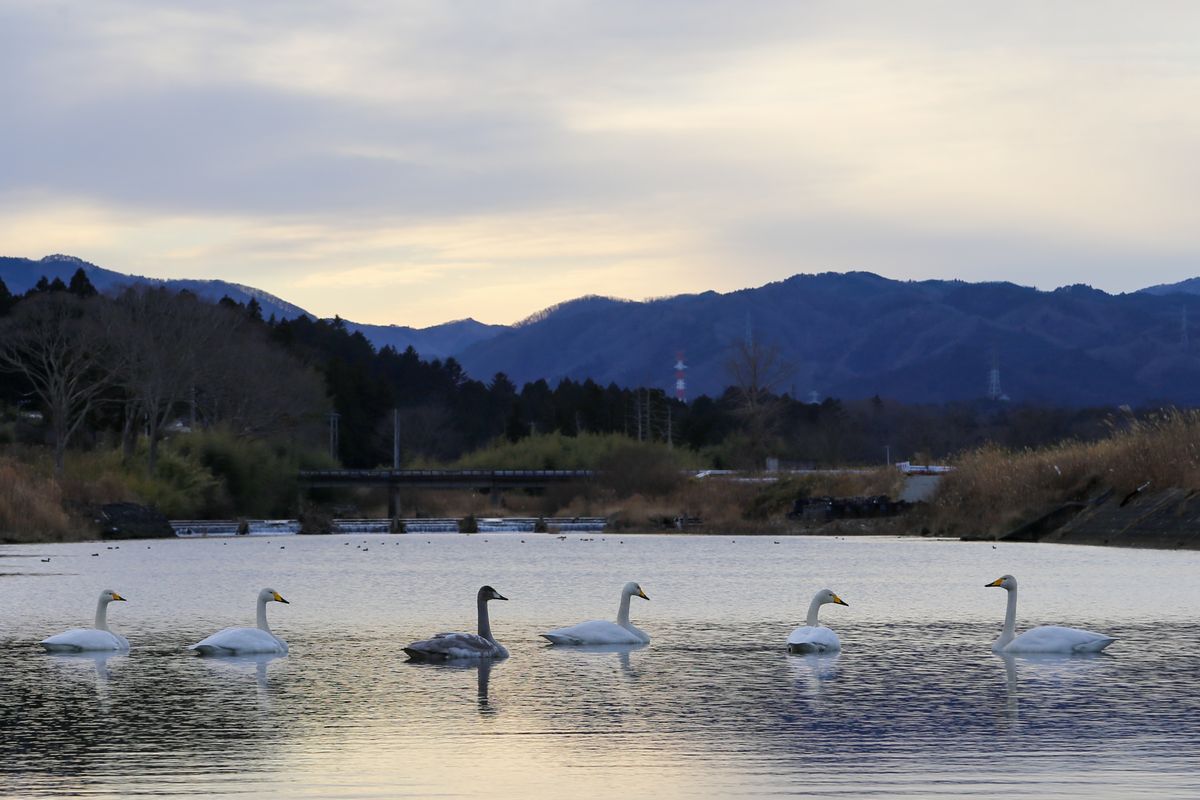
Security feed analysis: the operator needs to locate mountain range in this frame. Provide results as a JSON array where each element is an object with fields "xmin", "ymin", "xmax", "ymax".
[
  {"xmin": 0, "ymin": 255, "xmax": 501, "ymax": 359},
  {"xmin": 6, "ymin": 254, "xmax": 1200, "ymax": 406}
]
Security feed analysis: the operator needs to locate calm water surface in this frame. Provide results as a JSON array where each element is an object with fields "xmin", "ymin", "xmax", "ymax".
[{"xmin": 2, "ymin": 534, "xmax": 1199, "ymax": 799}]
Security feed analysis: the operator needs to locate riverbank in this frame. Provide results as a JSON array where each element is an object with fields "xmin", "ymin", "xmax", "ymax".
[{"xmin": 925, "ymin": 410, "xmax": 1200, "ymax": 551}]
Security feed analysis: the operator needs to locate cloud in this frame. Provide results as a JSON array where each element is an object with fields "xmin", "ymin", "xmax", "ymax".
[{"xmin": 3, "ymin": 1, "xmax": 1200, "ymax": 325}]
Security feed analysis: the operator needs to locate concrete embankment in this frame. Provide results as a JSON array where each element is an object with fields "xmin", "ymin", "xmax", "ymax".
[{"xmin": 993, "ymin": 488, "xmax": 1200, "ymax": 550}]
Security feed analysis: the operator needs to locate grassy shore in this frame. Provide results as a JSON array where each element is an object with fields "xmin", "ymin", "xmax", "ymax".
[
  {"xmin": 928, "ymin": 409, "xmax": 1200, "ymax": 539},
  {"xmin": 0, "ymin": 431, "xmax": 334, "ymax": 543},
  {"xmin": 16, "ymin": 412, "xmax": 1199, "ymax": 545}
]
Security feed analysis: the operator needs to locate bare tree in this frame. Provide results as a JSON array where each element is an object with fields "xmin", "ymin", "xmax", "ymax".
[
  {"xmin": 196, "ymin": 328, "xmax": 326, "ymax": 438},
  {"xmin": 103, "ymin": 288, "xmax": 231, "ymax": 472},
  {"xmin": 725, "ymin": 335, "xmax": 793, "ymax": 466},
  {"xmin": 0, "ymin": 293, "xmax": 109, "ymax": 474}
]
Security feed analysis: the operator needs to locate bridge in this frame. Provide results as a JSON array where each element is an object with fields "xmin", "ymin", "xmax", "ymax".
[
  {"xmin": 297, "ymin": 469, "xmax": 596, "ymax": 516},
  {"xmin": 298, "ymin": 468, "xmax": 595, "ymax": 489}
]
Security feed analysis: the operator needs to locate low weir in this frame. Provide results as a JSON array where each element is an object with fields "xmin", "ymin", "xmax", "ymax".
[{"xmin": 172, "ymin": 516, "xmax": 608, "ymax": 537}]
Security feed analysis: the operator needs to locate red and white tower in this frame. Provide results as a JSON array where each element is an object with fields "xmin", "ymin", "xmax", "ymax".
[{"xmin": 674, "ymin": 352, "xmax": 687, "ymax": 402}]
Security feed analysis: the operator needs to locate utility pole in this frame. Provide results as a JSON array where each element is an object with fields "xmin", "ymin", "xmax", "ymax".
[
  {"xmin": 392, "ymin": 408, "xmax": 400, "ymax": 469},
  {"xmin": 327, "ymin": 411, "xmax": 340, "ymax": 461},
  {"xmin": 635, "ymin": 391, "xmax": 643, "ymax": 442},
  {"xmin": 645, "ymin": 391, "xmax": 653, "ymax": 441}
]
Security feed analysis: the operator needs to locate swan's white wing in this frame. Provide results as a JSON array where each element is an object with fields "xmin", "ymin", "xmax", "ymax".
[
  {"xmin": 189, "ymin": 627, "xmax": 288, "ymax": 656},
  {"xmin": 786, "ymin": 625, "xmax": 841, "ymax": 653},
  {"xmin": 541, "ymin": 620, "xmax": 648, "ymax": 645},
  {"xmin": 40, "ymin": 628, "xmax": 128, "ymax": 652},
  {"xmin": 1004, "ymin": 625, "xmax": 1113, "ymax": 654},
  {"xmin": 404, "ymin": 632, "xmax": 508, "ymax": 660}
]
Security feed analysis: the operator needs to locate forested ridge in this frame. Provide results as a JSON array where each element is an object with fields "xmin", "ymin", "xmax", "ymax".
[{"xmin": 0, "ymin": 269, "xmax": 1136, "ymax": 476}]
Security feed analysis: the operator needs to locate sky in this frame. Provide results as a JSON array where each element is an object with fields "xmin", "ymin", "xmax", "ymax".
[{"xmin": 3, "ymin": 1, "xmax": 1200, "ymax": 327}]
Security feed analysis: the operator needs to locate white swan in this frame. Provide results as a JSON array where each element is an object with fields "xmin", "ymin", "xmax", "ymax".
[
  {"xmin": 404, "ymin": 585, "xmax": 509, "ymax": 660},
  {"xmin": 986, "ymin": 574, "xmax": 1114, "ymax": 654},
  {"xmin": 189, "ymin": 588, "xmax": 290, "ymax": 656},
  {"xmin": 541, "ymin": 582, "xmax": 650, "ymax": 645},
  {"xmin": 41, "ymin": 589, "xmax": 129, "ymax": 652},
  {"xmin": 787, "ymin": 589, "xmax": 849, "ymax": 654}
]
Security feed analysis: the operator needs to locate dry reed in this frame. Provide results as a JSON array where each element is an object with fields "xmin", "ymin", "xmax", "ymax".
[
  {"xmin": 0, "ymin": 457, "xmax": 77, "ymax": 542},
  {"xmin": 929, "ymin": 409, "xmax": 1200, "ymax": 537}
]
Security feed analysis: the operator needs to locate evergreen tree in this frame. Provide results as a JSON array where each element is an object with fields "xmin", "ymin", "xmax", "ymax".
[
  {"xmin": 246, "ymin": 297, "xmax": 263, "ymax": 322},
  {"xmin": 67, "ymin": 267, "xmax": 98, "ymax": 298},
  {"xmin": 0, "ymin": 277, "xmax": 13, "ymax": 316},
  {"xmin": 48, "ymin": 277, "xmax": 68, "ymax": 292},
  {"xmin": 28, "ymin": 276, "xmax": 50, "ymax": 296}
]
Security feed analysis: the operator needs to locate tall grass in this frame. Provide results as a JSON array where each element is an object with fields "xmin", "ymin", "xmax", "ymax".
[
  {"xmin": 0, "ymin": 457, "xmax": 77, "ymax": 542},
  {"xmin": 930, "ymin": 409, "xmax": 1200, "ymax": 537}
]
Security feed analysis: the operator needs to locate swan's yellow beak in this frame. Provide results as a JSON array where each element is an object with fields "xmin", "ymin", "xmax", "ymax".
[
  {"xmin": 986, "ymin": 578, "xmax": 1004, "ymax": 587},
  {"xmin": 273, "ymin": 592, "xmax": 289, "ymax": 604},
  {"xmin": 637, "ymin": 587, "xmax": 650, "ymax": 600},
  {"xmin": 832, "ymin": 594, "xmax": 848, "ymax": 606},
  {"xmin": 111, "ymin": 592, "xmax": 126, "ymax": 602}
]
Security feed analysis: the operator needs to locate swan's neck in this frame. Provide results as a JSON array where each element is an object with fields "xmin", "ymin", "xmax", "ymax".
[
  {"xmin": 998, "ymin": 588, "xmax": 1018, "ymax": 647},
  {"xmin": 477, "ymin": 597, "xmax": 494, "ymax": 642},
  {"xmin": 256, "ymin": 596, "xmax": 272, "ymax": 633},
  {"xmin": 806, "ymin": 596, "xmax": 823, "ymax": 627},
  {"xmin": 94, "ymin": 598, "xmax": 110, "ymax": 631},
  {"xmin": 617, "ymin": 590, "xmax": 633, "ymax": 626}
]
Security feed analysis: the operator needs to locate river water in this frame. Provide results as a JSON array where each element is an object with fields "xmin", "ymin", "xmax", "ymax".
[{"xmin": 2, "ymin": 534, "xmax": 1198, "ymax": 799}]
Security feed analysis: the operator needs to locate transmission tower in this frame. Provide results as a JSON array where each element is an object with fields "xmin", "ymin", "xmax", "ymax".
[
  {"xmin": 674, "ymin": 352, "xmax": 687, "ymax": 402},
  {"xmin": 987, "ymin": 354, "xmax": 1007, "ymax": 401}
]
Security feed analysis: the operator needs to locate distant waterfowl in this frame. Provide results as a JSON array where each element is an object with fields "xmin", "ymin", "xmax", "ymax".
[
  {"xmin": 986, "ymin": 575, "xmax": 1114, "ymax": 654},
  {"xmin": 787, "ymin": 589, "xmax": 849, "ymax": 654},
  {"xmin": 189, "ymin": 588, "xmax": 290, "ymax": 656},
  {"xmin": 41, "ymin": 590, "xmax": 129, "ymax": 652},
  {"xmin": 541, "ymin": 582, "xmax": 651, "ymax": 645},
  {"xmin": 404, "ymin": 586, "xmax": 509, "ymax": 660}
]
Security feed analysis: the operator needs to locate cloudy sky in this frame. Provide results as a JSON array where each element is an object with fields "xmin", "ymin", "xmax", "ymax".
[{"xmin": 3, "ymin": 2, "xmax": 1199, "ymax": 326}]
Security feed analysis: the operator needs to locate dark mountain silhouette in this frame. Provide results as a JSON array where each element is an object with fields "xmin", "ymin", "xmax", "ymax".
[
  {"xmin": 455, "ymin": 273, "xmax": 1200, "ymax": 405},
  {"xmin": 344, "ymin": 318, "xmax": 507, "ymax": 360},
  {"xmin": 0, "ymin": 254, "xmax": 309, "ymax": 321},
  {"xmin": 1141, "ymin": 277, "xmax": 1200, "ymax": 297},
  {"xmin": 7, "ymin": 255, "xmax": 1200, "ymax": 405},
  {"xmin": 0, "ymin": 255, "xmax": 504, "ymax": 360}
]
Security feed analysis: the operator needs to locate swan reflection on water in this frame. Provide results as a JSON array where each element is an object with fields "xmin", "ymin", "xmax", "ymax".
[
  {"xmin": 995, "ymin": 650, "xmax": 1112, "ymax": 724},
  {"xmin": 46, "ymin": 650, "xmax": 125, "ymax": 682},
  {"xmin": 408, "ymin": 658, "xmax": 500, "ymax": 714},
  {"xmin": 46, "ymin": 651, "xmax": 127, "ymax": 710},
  {"xmin": 194, "ymin": 652, "xmax": 285, "ymax": 710},
  {"xmin": 543, "ymin": 641, "xmax": 648, "ymax": 680},
  {"xmin": 787, "ymin": 652, "xmax": 841, "ymax": 702}
]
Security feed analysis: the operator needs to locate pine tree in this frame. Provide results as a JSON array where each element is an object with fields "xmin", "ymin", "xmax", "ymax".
[
  {"xmin": 0, "ymin": 277, "xmax": 13, "ymax": 315},
  {"xmin": 67, "ymin": 267, "xmax": 98, "ymax": 298}
]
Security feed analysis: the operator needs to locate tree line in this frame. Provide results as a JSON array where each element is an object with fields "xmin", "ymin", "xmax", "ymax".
[{"xmin": 0, "ymin": 269, "xmax": 1127, "ymax": 475}]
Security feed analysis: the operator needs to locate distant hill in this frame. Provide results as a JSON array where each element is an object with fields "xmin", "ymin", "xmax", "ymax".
[
  {"xmin": 0, "ymin": 254, "xmax": 309, "ymax": 321},
  {"xmin": 345, "ymin": 318, "xmax": 508, "ymax": 360},
  {"xmin": 455, "ymin": 273, "xmax": 1200, "ymax": 406},
  {"xmin": 8, "ymin": 254, "xmax": 1200, "ymax": 405},
  {"xmin": 1140, "ymin": 277, "xmax": 1200, "ymax": 297},
  {"xmin": 0, "ymin": 255, "xmax": 506, "ymax": 361}
]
